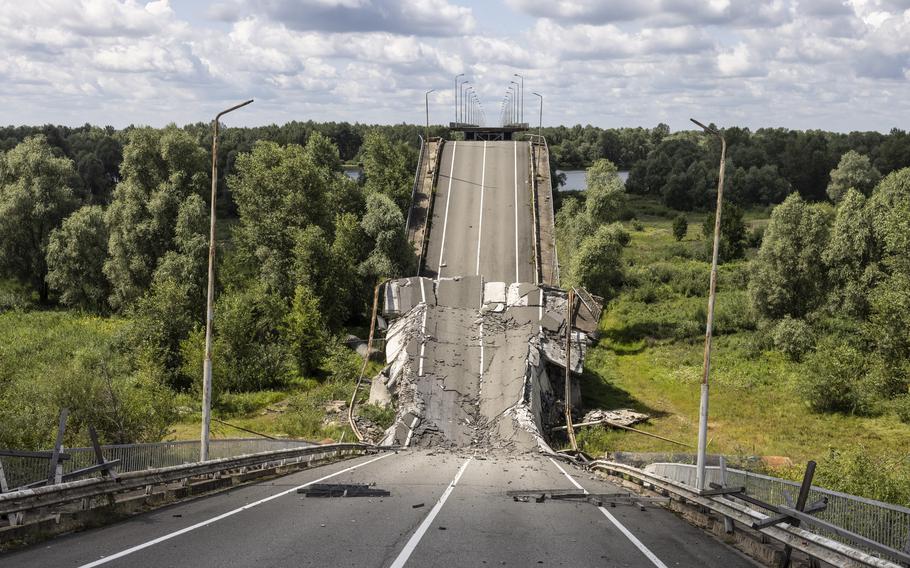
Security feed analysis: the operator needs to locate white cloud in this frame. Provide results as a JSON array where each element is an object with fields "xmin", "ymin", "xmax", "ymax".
[{"xmin": 0, "ymin": 0, "xmax": 907, "ymax": 132}]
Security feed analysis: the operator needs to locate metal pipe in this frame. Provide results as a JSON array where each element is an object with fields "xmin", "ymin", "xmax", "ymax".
[
  {"xmin": 201, "ymin": 98, "xmax": 253, "ymax": 462},
  {"xmin": 564, "ymin": 289, "xmax": 578, "ymax": 451},
  {"xmin": 690, "ymin": 117, "xmax": 726, "ymax": 491}
]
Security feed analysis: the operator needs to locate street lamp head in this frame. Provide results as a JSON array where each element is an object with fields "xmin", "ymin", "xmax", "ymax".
[
  {"xmin": 532, "ymin": 92, "xmax": 542, "ymax": 97},
  {"xmin": 690, "ymin": 118, "xmax": 720, "ymax": 137}
]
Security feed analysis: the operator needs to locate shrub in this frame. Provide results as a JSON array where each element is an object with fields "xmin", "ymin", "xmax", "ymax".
[
  {"xmin": 672, "ymin": 214, "xmax": 688, "ymax": 241},
  {"xmin": 747, "ymin": 225, "xmax": 765, "ymax": 248},
  {"xmin": 771, "ymin": 317, "xmax": 815, "ymax": 361},
  {"xmin": 895, "ymin": 394, "xmax": 910, "ymax": 424},
  {"xmin": 358, "ymin": 403, "xmax": 395, "ymax": 430},
  {"xmin": 631, "ymin": 219, "xmax": 644, "ymax": 231},
  {"xmin": 798, "ymin": 334, "xmax": 872, "ymax": 414}
]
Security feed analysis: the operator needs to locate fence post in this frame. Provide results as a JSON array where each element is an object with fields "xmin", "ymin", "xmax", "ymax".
[
  {"xmin": 782, "ymin": 461, "xmax": 816, "ymax": 568},
  {"xmin": 47, "ymin": 409, "xmax": 69, "ymax": 485},
  {"xmin": 0, "ymin": 457, "xmax": 8, "ymax": 493},
  {"xmin": 719, "ymin": 457, "xmax": 734, "ymax": 534}
]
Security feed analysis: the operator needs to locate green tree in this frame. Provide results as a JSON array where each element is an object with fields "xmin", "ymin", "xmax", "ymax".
[
  {"xmin": 568, "ymin": 223, "xmax": 628, "ymax": 299},
  {"xmin": 702, "ymin": 203, "xmax": 747, "ymax": 262},
  {"xmin": 361, "ymin": 130, "xmax": 414, "ymax": 214},
  {"xmin": 203, "ymin": 284, "xmax": 291, "ymax": 393},
  {"xmin": 584, "ymin": 158, "xmax": 625, "ymax": 224},
  {"xmin": 46, "ymin": 205, "xmax": 109, "ymax": 311},
  {"xmin": 104, "ymin": 127, "xmax": 208, "ymax": 309},
  {"xmin": 284, "ymin": 285, "xmax": 330, "ymax": 377},
  {"xmin": 230, "ymin": 141, "xmax": 331, "ymax": 299},
  {"xmin": 672, "ymin": 214, "xmax": 688, "ymax": 241},
  {"xmin": 822, "ymin": 189, "xmax": 878, "ymax": 316},
  {"xmin": 750, "ymin": 193, "xmax": 831, "ymax": 320},
  {"xmin": 360, "ymin": 192, "xmax": 416, "ymax": 280},
  {"xmin": 827, "ymin": 150, "xmax": 881, "ymax": 203},
  {"xmin": 868, "ymin": 168, "xmax": 910, "ymax": 268},
  {"xmin": 0, "ymin": 136, "xmax": 79, "ymax": 302}
]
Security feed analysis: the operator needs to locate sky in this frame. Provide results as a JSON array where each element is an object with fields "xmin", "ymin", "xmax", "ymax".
[{"xmin": 1, "ymin": 0, "xmax": 909, "ymax": 132}]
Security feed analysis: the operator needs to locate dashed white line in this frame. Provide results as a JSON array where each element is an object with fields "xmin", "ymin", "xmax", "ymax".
[
  {"xmin": 437, "ymin": 141, "xmax": 458, "ymax": 280},
  {"xmin": 475, "ymin": 141, "xmax": 487, "ymax": 276},
  {"xmin": 548, "ymin": 458, "xmax": 670, "ymax": 568},
  {"xmin": 77, "ymin": 453, "xmax": 394, "ymax": 568},
  {"xmin": 389, "ymin": 457, "xmax": 473, "ymax": 568}
]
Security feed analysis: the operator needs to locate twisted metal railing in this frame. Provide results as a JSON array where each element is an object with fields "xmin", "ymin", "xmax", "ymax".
[{"xmin": 646, "ymin": 462, "xmax": 910, "ymax": 560}]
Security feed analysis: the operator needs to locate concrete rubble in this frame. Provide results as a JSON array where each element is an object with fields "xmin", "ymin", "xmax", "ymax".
[
  {"xmin": 581, "ymin": 409, "xmax": 650, "ymax": 428},
  {"xmin": 366, "ymin": 276, "xmax": 603, "ymax": 452}
]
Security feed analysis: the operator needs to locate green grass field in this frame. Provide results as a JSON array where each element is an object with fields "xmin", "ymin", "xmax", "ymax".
[{"xmin": 574, "ymin": 200, "xmax": 910, "ymax": 471}]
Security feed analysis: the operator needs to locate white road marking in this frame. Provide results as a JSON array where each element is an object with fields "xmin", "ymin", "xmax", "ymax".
[
  {"xmin": 77, "ymin": 453, "xmax": 394, "ymax": 568},
  {"xmin": 475, "ymin": 141, "xmax": 487, "ymax": 276},
  {"xmin": 418, "ymin": 277, "xmax": 428, "ymax": 377},
  {"xmin": 389, "ymin": 457, "xmax": 473, "ymax": 568},
  {"xmin": 548, "ymin": 458, "xmax": 670, "ymax": 568},
  {"xmin": 404, "ymin": 414, "xmax": 419, "ymax": 447},
  {"xmin": 437, "ymin": 142, "xmax": 458, "ymax": 280},
  {"xmin": 514, "ymin": 140, "xmax": 520, "ymax": 283}
]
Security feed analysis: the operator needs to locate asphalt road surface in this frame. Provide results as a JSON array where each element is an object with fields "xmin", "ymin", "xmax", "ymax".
[
  {"xmin": 425, "ymin": 140, "xmax": 536, "ymax": 283},
  {"xmin": 2, "ymin": 451, "xmax": 759, "ymax": 568}
]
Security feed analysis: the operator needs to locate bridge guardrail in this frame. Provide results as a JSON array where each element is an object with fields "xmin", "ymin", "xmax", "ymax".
[
  {"xmin": 591, "ymin": 460, "xmax": 906, "ymax": 568},
  {"xmin": 405, "ymin": 135, "xmax": 425, "ymax": 237},
  {"xmin": 525, "ymin": 134, "xmax": 559, "ymax": 286},
  {"xmin": 0, "ymin": 443, "xmax": 378, "ymax": 521},
  {"xmin": 1, "ymin": 438, "xmax": 316, "ymax": 491},
  {"xmin": 646, "ymin": 462, "xmax": 910, "ymax": 561}
]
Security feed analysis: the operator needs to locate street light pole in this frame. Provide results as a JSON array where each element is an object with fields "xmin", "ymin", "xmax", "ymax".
[
  {"xmin": 454, "ymin": 74, "xmax": 463, "ymax": 125},
  {"xmin": 425, "ymin": 89, "xmax": 434, "ymax": 142},
  {"xmin": 513, "ymin": 73, "xmax": 523, "ymax": 124},
  {"xmin": 461, "ymin": 82, "xmax": 470, "ymax": 129},
  {"xmin": 510, "ymin": 81, "xmax": 519, "ymax": 125},
  {"xmin": 690, "ymin": 118, "xmax": 726, "ymax": 492},
  {"xmin": 201, "ymin": 98, "xmax": 253, "ymax": 462},
  {"xmin": 532, "ymin": 92, "xmax": 543, "ymax": 140}
]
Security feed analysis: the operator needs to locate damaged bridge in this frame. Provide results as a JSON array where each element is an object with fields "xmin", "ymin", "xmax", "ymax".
[{"xmin": 367, "ymin": 138, "xmax": 602, "ymax": 451}]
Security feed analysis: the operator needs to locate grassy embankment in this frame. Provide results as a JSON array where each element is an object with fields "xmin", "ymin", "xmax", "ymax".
[
  {"xmin": 573, "ymin": 197, "xmax": 910, "ymax": 501},
  {"xmin": 0, "ymin": 289, "xmax": 387, "ymax": 446}
]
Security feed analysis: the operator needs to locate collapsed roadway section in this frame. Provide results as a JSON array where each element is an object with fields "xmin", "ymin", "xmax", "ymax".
[{"xmin": 366, "ymin": 136, "xmax": 601, "ymax": 452}]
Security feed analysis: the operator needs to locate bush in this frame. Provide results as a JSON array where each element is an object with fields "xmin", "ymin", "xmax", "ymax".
[
  {"xmin": 358, "ymin": 403, "xmax": 395, "ymax": 430},
  {"xmin": 672, "ymin": 214, "xmax": 688, "ymax": 241},
  {"xmin": 747, "ymin": 225, "xmax": 765, "ymax": 248},
  {"xmin": 771, "ymin": 317, "xmax": 815, "ymax": 361},
  {"xmin": 631, "ymin": 219, "xmax": 644, "ymax": 231},
  {"xmin": 798, "ymin": 334, "xmax": 872, "ymax": 414},
  {"xmin": 893, "ymin": 393, "xmax": 910, "ymax": 424}
]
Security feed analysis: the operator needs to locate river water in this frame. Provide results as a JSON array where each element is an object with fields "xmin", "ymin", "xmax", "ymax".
[{"xmin": 557, "ymin": 169, "xmax": 629, "ymax": 191}]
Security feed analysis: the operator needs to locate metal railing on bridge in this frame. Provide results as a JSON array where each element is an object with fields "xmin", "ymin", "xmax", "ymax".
[
  {"xmin": 1, "ymin": 438, "xmax": 314, "ymax": 491},
  {"xmin": 646, "ymin": 462, "xmax": 910, "ymax": 560}
]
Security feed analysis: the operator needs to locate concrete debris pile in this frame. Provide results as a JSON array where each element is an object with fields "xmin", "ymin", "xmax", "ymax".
[
  {"xmin": 365, "ymin": 276, "xmax": 603, "ymax": 452},
  {"xmin": 581, "ymin": 409, "xmax": 650, "ymax": 428}
]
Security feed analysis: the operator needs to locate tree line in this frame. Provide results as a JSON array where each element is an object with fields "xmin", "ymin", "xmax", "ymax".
[{"xmin": 0, "ymin": 125, "xmax": 417, "ymax": 446}]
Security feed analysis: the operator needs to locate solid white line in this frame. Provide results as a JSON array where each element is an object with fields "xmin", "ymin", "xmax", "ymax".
[
  {"xmin": 475, "ymin": 141, "xmax": 487, "ymax": 276},
  {"xmin": 548, "ymin": 458, "xmax": 669, "ymax": 568},
  {"xmin": 418, "ymin": 278, "xmax": 427, "ymax": 377},
  {"xmin": 513, "ymin": 140, "xmax": 520, "ymax": 283},
  {"xmin": 437, "ymin": 142, "xmax": 458, "ymax": 280},
  {"xmin": 389, "ymin": 457, "xmax": 473, "ymax": 568},
  {"xmin": 77, "ymin": 453, "xmax": 394, "ymax": 568}
]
